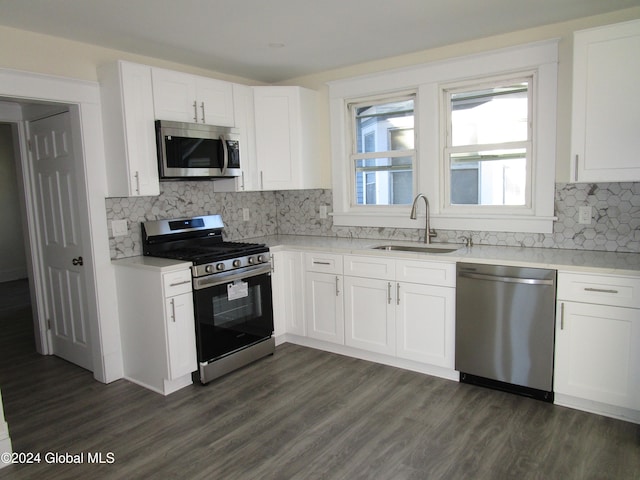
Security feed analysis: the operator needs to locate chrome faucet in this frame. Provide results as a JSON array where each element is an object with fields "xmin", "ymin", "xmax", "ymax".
[{"xmin": 410, "ymin": 193, "xmax": 437, "ymax": 244}]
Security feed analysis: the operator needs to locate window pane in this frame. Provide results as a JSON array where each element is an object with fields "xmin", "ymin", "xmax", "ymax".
[
  {"xmin": 451, "ymin": 83, "xmax": 528, "ymax": 147},
  {"xmin": 354, "ymin": 156, "xmax": 413, "ymax": 205},
  {"xmin": 450, "ymin": 149, "xmax": 526, "ymax": 206},
  {"xmin": 356, "ymin": 100, "xmax": 414, "ymax": 153}
]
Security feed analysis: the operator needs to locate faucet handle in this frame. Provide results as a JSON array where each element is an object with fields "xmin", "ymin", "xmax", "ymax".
[{"xmin": 459, "ymin": 236, "xmax": 473, "ymax": 247}]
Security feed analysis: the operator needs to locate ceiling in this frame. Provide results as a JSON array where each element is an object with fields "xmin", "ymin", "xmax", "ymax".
[{"xmin": 0, "ymin": 0, "xmax": 638, "ymax": 83}]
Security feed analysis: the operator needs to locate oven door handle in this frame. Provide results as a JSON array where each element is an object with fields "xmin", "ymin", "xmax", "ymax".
[{"xmin": 193, "ymin": 264, "xmax": 271, "ymax": 290}]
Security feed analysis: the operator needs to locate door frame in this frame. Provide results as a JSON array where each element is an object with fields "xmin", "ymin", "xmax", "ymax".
[{"xmin": 0, "ymin": 67, "xmax": 123, "ymax": 383}]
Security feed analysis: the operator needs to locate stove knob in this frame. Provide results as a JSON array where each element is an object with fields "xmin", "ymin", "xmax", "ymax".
[
  {"xmin": 205, "ymin": 265, "xmax": 213, "ymax": 273},
  {"xmin": 257, "ymin": 255, "xmax": 265, "ymax": 263},
  {"xmin": 216, "ymin": 263, "xmax": 225, "ymax": 271},
  {"xmin": 248, "ymin": 256, "xmax": 255, "ymax": 265},
  {"xmin": 233, "ymin": 259, "xmax": 241, "ymax": 268}
]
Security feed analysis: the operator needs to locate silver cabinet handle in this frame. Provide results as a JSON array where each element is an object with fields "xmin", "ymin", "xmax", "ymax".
[
  {"xmin": 387, "ymin": 282, "xmax": 392, "ymax": 304},
  {"xmin": 574, "ymin": 154, "xmax": 579, "ymax": 182},
  {"xmin": 193, "ymin": 101, "xmax": 198, "ymax": 122},
  {"xmin": 313, "ymin": 261, "xmax": 331, "ymax": 265},
  {"xmin": 396, "ymin": 283, "xmax": 400, "ymax": 305},
  {"xmin": 170, "ymin": 298, "xmax": 176, "ymax": 322},
  {"xmin": 201, "ymin": 102, "xmax": 206, "ymax": 123},
  {"xmin": 240, "ymin": 171, "xmax": 245, "ymax": 190},
  {"xmin": 584, "ymin": 287, "xmax": 619, "ymax": 294},
  {"xmin": 335, "ymin": 276, "xmax": 340, "ymax": 296},
  {"xmin": 459, "ymin": 271, "xmax": 554, "ymax": 286},
  {"xmin": 260, "ymin": 171, "xmax": 264, "ymax": 189},
  {"xmin": 560, "ymin": 302, "xmax": 565, "ymax": 330},
  {"xmin": 169, "ymin": 280, "xmax": 191, "ymax": 287}
]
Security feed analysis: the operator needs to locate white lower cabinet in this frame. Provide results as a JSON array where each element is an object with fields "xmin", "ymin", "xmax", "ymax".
[
  {"xmin": 271, "ymin": 250, "xmax": 304, "ymax": 339},
  {"xmin": 554, "ymin": 271, "xmax": 640, "ymax": 422},
  {"xmin": 113, "ymin": 257, "xmax": 198, "ymax": 395},
  {"xmin": 304, "ymin": 252, "xmax": 344, "ymax": 344},
  {"xmin": 344, "ymin": 276, "xmax": 395, "ymax": 355},
  {"xmin": 343, "ymin": 255, "xmax": 455, "ymax": 367},
  {"xmin": 305, "ymin": 271, "xmax": 344, "ymax": 344},
  {"xmin": 396, "ymin": 282, "xmax": 455, "ymax": 368},
  {"xmin": 555, "ymin": 302, "xmax": 639, "ymax": 409},
  {"xmin": 165, "ymin": 291, "xmax": 197, "ymax": 380}
]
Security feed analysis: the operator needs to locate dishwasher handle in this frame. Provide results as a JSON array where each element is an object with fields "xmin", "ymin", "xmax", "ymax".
[{"xmin": 458, "ymin": 271, "xmax": 554, "ymax": 286}]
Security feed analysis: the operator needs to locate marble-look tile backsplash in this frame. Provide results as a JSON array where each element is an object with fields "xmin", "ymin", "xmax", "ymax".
[
  {"xmin": 107, "ymin": 181, "xmax": 639, "ymax": 259},
  {"xmin": 106, "ymin": 181, "xmax": 277, "ymax": 258}
]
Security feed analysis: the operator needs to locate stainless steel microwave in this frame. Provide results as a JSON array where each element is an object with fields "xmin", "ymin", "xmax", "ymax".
[{"xmin": 155, "ymin": 120, "xmax": 241, "ymax": 179}]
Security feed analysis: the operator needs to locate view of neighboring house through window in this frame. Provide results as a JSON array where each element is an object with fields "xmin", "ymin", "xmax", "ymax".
[
  {"xmin": 444, "ymin": 77, "xmax": 531, "ymax": 207},
  {"xmin": 351, "ymin": 96, "xmax": 415, "ymax": 206}
]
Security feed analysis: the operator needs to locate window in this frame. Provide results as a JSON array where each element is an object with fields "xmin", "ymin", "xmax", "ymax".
[
  {"xmin": 444, "ymin": 76, "xmax": 532, "ymax": 209},
  {"xmin": 330, "ymin": 40, "xmax": 557, "ymax": 232},
  {"xmin": 350, "ymin": 96, "xmax": 415, "ymax": 206}
]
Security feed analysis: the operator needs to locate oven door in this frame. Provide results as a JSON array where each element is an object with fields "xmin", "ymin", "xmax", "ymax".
[{"xmin": 193, "ymin": 266, "xmax": 273, "ymax": 363}]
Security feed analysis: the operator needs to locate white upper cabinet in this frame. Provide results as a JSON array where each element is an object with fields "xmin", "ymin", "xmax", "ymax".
[
  {"xmin": 98, "ymin": 60, "xmax": 160, "ymax": 197},
  {"xmin": 571, "ymin": 19, "xmax": 640, "ymax": 182},
  {"xmin": 231, "ymin": 83, "xmax": 258, "ymax": 191},
  {"xmin": 253, "ymin": 86, "xmax": 327, "ymax": 191},
  {"xmin": 151, "ymin": 67, "xmax": 235, "ymax": 127}
]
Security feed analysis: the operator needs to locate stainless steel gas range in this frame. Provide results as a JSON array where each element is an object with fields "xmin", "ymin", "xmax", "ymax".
[{"xmin": 142, "ymin": 215, "xmax": 274, "ymax": 384}]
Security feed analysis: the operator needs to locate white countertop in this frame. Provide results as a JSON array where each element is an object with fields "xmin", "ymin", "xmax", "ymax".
[
  {"xmin": 252, "ymin": 235, "xmax": 640, "ymax": 276},
  {"xmin": 112, "ymin": 255, "xmax": 192, "ymax": 272}
]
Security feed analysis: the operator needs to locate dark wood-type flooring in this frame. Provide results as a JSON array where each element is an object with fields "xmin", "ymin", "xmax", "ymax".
[{"xmin": 0, "ymin": 279, "xmax": 638, "ymax": 479}]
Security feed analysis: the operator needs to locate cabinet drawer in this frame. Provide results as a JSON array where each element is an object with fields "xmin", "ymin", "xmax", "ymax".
[
  {"xmin": 304, "ymin": 252, "xmax": 343, "ymax": 274},
  {"xmin": 163, "ymin": 269, "xmax": 193, "ymax": 297},
  {"xmin": 557, "ymin": 272, "xmax": 640, "ymax": 308},
  {"xmin": 396, "ymin": 260, "xmax": 456, "ymax": 287},
  {"xmin": 344, "ymin": 255, "xmax": 395, "ymax": 280}
]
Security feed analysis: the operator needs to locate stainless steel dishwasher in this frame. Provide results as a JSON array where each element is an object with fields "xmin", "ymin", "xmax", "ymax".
[{"xmin": 455, "ymin": 262, "xmax": 557, "ymax": 402}]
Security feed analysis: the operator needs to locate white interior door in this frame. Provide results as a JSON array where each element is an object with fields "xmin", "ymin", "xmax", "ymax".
[{"xmin": 29, "ymin": 112, "xmax": 93, "ymax": 371}]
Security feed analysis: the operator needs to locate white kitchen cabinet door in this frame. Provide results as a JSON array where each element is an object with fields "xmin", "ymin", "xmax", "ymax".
[
  {"xmin": 165, "ymin": 292, "xmax": 197, "ymax": 380},
  {"xmin": 98, "ymin": 61, "xmax": 159, "ymax": 196},
  {"xmin": 344, "ymin": 276, "xmax": 395, "ymax": 356},
  {"xmin": 554, "ymin": 301, "xmax": 640, "ymax": 410},
  {"xmin": 396, "ymin": 283, "xmax": 455, "ymax": 368},
  {"xmin": 305, "ymin": 271, "xmax": 344, "ymax": 344},
  {"xmin": 272, "ymin": 251, "xmax": 305, "ymax": 337},
  {"xmin": 195, "ymin": 76, "xmax": 235, "ymax": 126},
  {"xmin": 253, "ymin": 86, "xmax": 327, "ymax": 191},
  {"xmin": 152, "ymin": 68, "xmax": 198, "ymax": 123},
  {"xmin": 152, "ymin": 68, "xmax": 234, "ymax": 126},
  {"xmin": 230, "ymin": 83, "xmax": 258, "ymax": 191},
  {"xmin": 571, "ymin": 19, "xmax": 640, "ymax": 182}
]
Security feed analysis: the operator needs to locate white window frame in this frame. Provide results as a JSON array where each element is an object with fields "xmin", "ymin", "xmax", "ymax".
[
  {"xmin": 441, "ymin": 72, "xmax": 535, "ymax": 215},
  {"xmin": 328, "ymin": 40, "xmax": 558, "ymax": 232},
  {"xmin": 349, "ymin": 93, "xmax": 417, "ymax": 209}
]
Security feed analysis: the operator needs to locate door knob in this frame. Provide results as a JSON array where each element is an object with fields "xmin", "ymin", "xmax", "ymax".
[{"xmin": 72, "ymin": 256, "xmax": 83, "ymax": 266}]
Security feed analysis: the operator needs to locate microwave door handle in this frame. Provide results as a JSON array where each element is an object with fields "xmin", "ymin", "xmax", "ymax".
[{"xmin": 220, "ymin": 134, "xmax": 229, "ymax": 175}]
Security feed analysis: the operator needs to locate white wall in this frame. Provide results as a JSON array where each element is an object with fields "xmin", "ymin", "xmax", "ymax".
[
  {"xmin": 279, "ymin": 7, "xmax": 640, "ymax": 184},
  {"xmin": 0, "ymin": 25, "xmax": 262, "ymax": 86},
  {"xmin": 0, "ymin": 123, "xmax": 27, "ymax": 282},
  {"xmin": 1, "ymin": 8, "xmax": 639, "ymax": 185}
]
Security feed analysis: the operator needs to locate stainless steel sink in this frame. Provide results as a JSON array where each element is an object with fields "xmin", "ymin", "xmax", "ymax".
[{"xmin": 372, "ymin": 244, "xmax": 460, "ymax": 253}]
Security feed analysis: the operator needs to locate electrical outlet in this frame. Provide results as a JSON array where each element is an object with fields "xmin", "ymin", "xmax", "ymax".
[
  {"xmin": 242, "ymin": 208, "xmax": 250, "ymax": 222},
  {"xmin": 578, "ymin": 206, "xmax": 592, "ymax": 225},
  {"xmin": 319, "ymin": 205, "xmax": 328, "ymax": 219},
  {"xmin": 111, "ymin": 219, "xmax": 128, "ymax": 237}
]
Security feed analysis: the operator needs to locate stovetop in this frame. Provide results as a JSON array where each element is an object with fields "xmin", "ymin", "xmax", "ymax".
[
  {"xmin": 141, "ymin": 215, "xmax": 272, "ymax": 277},
  {"xmin": 152, "ymin": 241, "xmax": 268, "ymax": 264}
]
